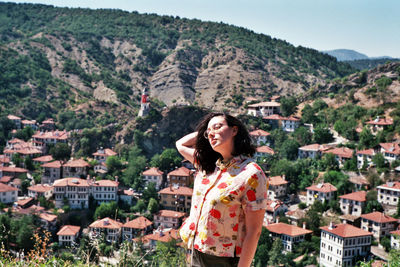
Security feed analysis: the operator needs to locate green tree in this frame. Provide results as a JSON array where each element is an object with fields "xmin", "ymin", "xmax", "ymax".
[
  {"xmin": 49, "ymin": 143, "xmax": 71, "ymax": 160},
  {"xmin": 343, "ymin": 154, "xmax": 358, "ymax": 172},
  {"xmin": 122, "ymin": 146, "xmax": 147, "ymax": 189},
  {"xmin": 93, "ymin": 201, "xmax": 120, "ymax": 220},
  {"xmin": 143, "ymin": 183, "xmax": 158, "ymax": 204},
  {"xmin": 359, "ymin": 127, "xmax": 376, "ymax": 149},
  {"xmin": 12, "ymin": 153, "xmax": 23, "ymax": 167},
  {"xmin": 323, "ymin": 171, "xmax": 352, "ymax": 195},
  {"xmin": 105, "ymin": 156, "xmax": 123, "ymax": 175},
  {"xmin": 280, "ymin": 96, "xmax": 298, "ymax": 117},
  {"xmin": 147, "ymin": 198, "xmax": 159, "ymax": 214},
  {"xmin": 153, "ymin": 239, "xmax": 186, "ymax": 267},
  {"xmin": 131, "ymin": 199, "xmax": 146, "ymax": 213},
  {"xmin": 150, "ymin": 148, "xmax": 182, "ymax": 173},
  {"xmin": 24, "ymin": 156, "xmax": 34, "ymax": 171},
  {"xmin": 319, "ymin": 153, "xmax": 339, "ymax": 171},
  {"xmin": 372, "ymin": 153, "xmax": 388, "ymax": 173},
  {"xmin": 365, "ymin": 191, "xmax": 383, "ymax": 213},
  {"xmin": 268, "ymin": 238, "xmax": 284, "ymax": 266},
  {"xmin": 313, "ymin": 126, "xmax": 333, "ymax": 144},
  {"xmin": 279, "ymin": 139, "xmax": 300, "ymax": 160},
  {"xmin": 14, "ymin": 126, "xmax": 34, "ymax": 141},
  {"xmin": 293, "ymin": 126, "xmax": 312, "ymax": 146}
]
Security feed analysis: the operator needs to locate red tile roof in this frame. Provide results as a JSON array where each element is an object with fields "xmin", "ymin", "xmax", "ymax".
[
  {"xmin": 33, "ymin": 155, "xmax": 54, "ymax": 163},
  {"xmin": 366, "ymin": 117, "xmax": 393, "ymax": 126},
  {"xmin": 143, "ymin": 167, "xmax": 164, "ymax": 176},
  {"xmin": 349, "ymin": 175, "xmax": 370, "ymax": 185},
  {"xmin": 63, "ymin": 159, "xmax": 89, "ymax": 168},
  {"xmin": 168, "ymin": 166, "xmax": 192, "ymax": 177},
  {"xmin": 39, "ymin": 213, "xmax": 57, "ymax": 222},
  {"xmin": 264, "ymin": 114, "xmax": 283, "ymax": 120},
  {"xmin": 256, "ymin": 145, "xmax": 275, "ymax": 155},
  {"xmin": 0, "ymin": 183, "xmax": 18, "ymax": 192},
  {"xmin": 391, "ymin": 229, "xmax": 400, "ymax": 236},
  {"xmin": 92, "ymin": 148, "xmax": 117, "ymax": 157},
  {"xmin": 156, "ymin": 210, "xmax": 186, "ymax": 218},
  {"xmin": 0, "ymin": 166, "xmax": 28, "ymax": 173},
  {"xmin": 122, "ymin": 189, "xmax": 135, "ymax": 196},
  {"xmin": 264, "ymin": 222, "xmax": 312, "ymax": 237},
  {"xmin": 0, "ymin": 176, "xmax": 12, "ymax": 184},
  {"xmin": 41, "ymin": 160, "xmax": 63, "ymax": 168},
  {"xmin": 380, "ymin": 143, "xmax": 400, "ymax": 155},
  {"xmin": 53, "ymin": 178, "xmax": 89, "ymax": 187},
  {"xmin": 361, "ymin": 212, "xmax": 397, "ymax": 223},
  {"xmin": 306, "ymin": 183, "xmax": 337, "ymax": 193},
  {"xmin": 268, "ymin": 176, "xmax": 288, "ymax": 186},
  {"xmin": 57, "ymin": 225, "xmax": 80, "ymax": 236},
  {"xmin": 158, "ymin": 186, "xmax": 193, "ymax": 196},
  {"xmin": 32, "ymin": 130, "xmax": 68, "ymax": 140},
  {"xmin": 299, "ymin": 143, "xmax": 323, "ymax": 151},
  {"xmin": 17, "ymin": 197, "xmax": 34, "ymax": 207},
  {"xmin": 28, "ymin": 184, "xmax": 53, "ymax": 193},
  {"xmin": 142, "ymin": 229, "xmax": 179, "ymax": 243},
  {"xmin": 339, "ymin": 191, "xmax": 366, "ymax": 202},
  {"xmin": 322, "ymin": 147, "xmax": 353, "ymax": 158},
  {"xmin": 123, "ymin": 216, "xmax": 153, "ymax": 229},
  {"xmin": 378, "ymin": 181, "xmax": 400, "ymax": 190},
  {"xmin": 7, "ymin": 115, "xmax": 21, "ymax": 120},
  {"xmin": 7, "ymin": 138, "xmax": 25, "ymax": 144},
  {"xmin": 266, "ymin": 200, "xmax": 284, "ymax": 212},
  {"xmin": 356, "ymin": 149, "xmax": 375, "ymax": 156},
  {"xmin": 248, "ymin": 101, "xmax": 280, "ymax": 108},
  {"xmin": 91, "ymin": 180, "xmax": 119, "ymax": 187},
  {"xmin": 21, "ymin": 119, "xmax": 36, "ymax": 125},
  {"xmin": 42, "ymin": 118, "xmax": 55, "ymax": 124},
  {"xmin": 250, "ymin": 129, "xmax": 270, "ymax": 137},
  {"xmin": 89, "ymin": 217, "xmax": 123, "ymax": 229},
  {"xmin": 320, "ymin": 223, "xmax": 372, "ymax": 238},
  {"xmin": 0, "ymin": 155, "xmax": 10, "ymax": 164}
]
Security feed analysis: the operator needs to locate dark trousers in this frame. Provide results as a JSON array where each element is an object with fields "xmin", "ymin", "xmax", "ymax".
[{"xmin": 191, "ymin": 249, "xmax": 240, "ymax": 267}]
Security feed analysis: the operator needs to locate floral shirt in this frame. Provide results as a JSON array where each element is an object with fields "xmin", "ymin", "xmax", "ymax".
[{"xmin": 179, "ymin": 155, "xmax": 268, "ymax": 257}]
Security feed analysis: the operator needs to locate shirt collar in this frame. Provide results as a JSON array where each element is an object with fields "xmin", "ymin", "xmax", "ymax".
[{"xmin": 215, "ymin": 155, "xmax": 246, "ymax": 171}]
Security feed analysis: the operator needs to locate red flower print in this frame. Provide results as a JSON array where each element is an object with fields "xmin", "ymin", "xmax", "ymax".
[
  {"xmin": 189, "ymin": 223, "xmax": 195, "ymax": 231},
  {"xmin": 239, "ymin": 186, "xmax": 245, "ymax": 191},
  {"xmin": 204, "ymin": 237, "xmax": 215, "ymax": 246},
  {"xmin": 202, "ymin": 178, "xmax": 210, "ymax": 185},
  {"xmin": 222, "ymin": 243, "xmax": 233, "ymax": 247},
  {"xmin": 232, "ymin": 224, "xmax": 238, "ymax": 232},
  {"xmin": 247, "ymin": 190, "xmax": 256, "ymax": 201},
  {"xmin": 213, "ymin": 232, "xmax": 221, "ymax": 237},
  {"xmin": 194, "ymin": 244, "xmax": 199, "ymax": 250},
  {"xmin": 229, "ymin": 191, "xmax": 238, "ymax": 195},
  {"xmin": 236, "ymin": 246, "xmax": 242, "ymax": 254},
  {"xmin": 210, "ymin": 209, "xmax": 221, "ymax": 219},
  {"xmin": 251, "ymin": 174, "xmax": 258, "ymax": 180},
  {"xmin": 229, "ymin": 212, "xmax": 236, "ymax": 218},
  {"xmin": 217, "ymin": 182, "xmax": 227, "ymax": 189},
  {"xmin": 254, "ymin": 164, "xmax": 262, "ymax": 171}
]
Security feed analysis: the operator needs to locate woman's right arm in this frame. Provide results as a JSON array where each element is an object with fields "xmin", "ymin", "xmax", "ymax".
[{"xmin": 176, "ymin": 132, "xmax": 198, "ymax": 164}]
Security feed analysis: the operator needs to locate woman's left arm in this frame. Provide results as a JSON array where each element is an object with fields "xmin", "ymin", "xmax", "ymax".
[{"xmin": 237, "ymin": 208, "xmax": 265, "ymax": 267}]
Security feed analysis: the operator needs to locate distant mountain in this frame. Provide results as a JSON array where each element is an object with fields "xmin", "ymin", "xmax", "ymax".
[
  {"xmin": 344, "ymin": 58, "xmax": 400, "ymax": 70},
  {"xmin": 323, "ymin": 49, "xmax": 369, "ymax": 61}
]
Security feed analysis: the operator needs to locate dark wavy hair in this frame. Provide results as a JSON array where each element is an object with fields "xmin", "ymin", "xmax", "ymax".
[{"xmin": 194, "ymin": 112, "xmax": 255, "ymax": 174}]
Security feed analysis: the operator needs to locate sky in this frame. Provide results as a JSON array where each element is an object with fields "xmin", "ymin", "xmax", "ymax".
[{"xmin": 5, "ymin": 0, "xmax": 400, "ymax": 58}]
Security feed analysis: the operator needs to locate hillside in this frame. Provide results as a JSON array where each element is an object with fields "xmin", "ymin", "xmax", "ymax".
[
  {"xmin": 323, "ymin": 49, "xmax": 369, "ymax": 61},
  {"xmin": 0, "ymin": 2, "xmax": 355, "ymax": 121},
  {"xmin": 344, "ymin": 58, "xmax": 400, "ymax": 71}
]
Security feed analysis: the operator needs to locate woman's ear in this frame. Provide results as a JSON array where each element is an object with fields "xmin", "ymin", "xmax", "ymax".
[{"xmin": 232, "ymin": 126, "xmax": 238, "ymax": 136}]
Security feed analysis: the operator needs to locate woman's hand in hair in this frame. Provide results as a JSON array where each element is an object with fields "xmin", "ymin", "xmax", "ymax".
[{"xmin": 176, "ymin": 132, "xmax": 198, "ymax": 164}]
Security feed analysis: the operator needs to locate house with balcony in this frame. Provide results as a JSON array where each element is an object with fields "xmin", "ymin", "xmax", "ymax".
[
  {"xmin": 320, "ymin": 223, "xmax": 372, "ymax": 267},
  {"xmin": 247, "ymin": 101, "xmax": 280, "ymax": 117},
  {"xmin": 377, "ymin": 181, "xmax": 400, "ymax": 206},
  {"xmin": 250, "ymin": 129, "xmax": 271, "ymax": 146},
  {"xmin": 63, "ymin": 159, "xmax": 89, "ymax": 178},
  {"xmin": 153, "ymin": 210, "xmax": 186, "ymax": 229},
  {"xmin": 264, "ymin": 222, "xmax": 312, "ymax": 252},
  {"xmin": 0, "ymin": 183, "xmax": 18, "ymax": 204},
  {"xmin": 356, "ymin": 149, "xmax": 376, "ymax": 169},
  {"xmin": 379, "ymin": 143, "xmax": 400, "ymax": 163},
  {"xmin": 348, "ymin": 174, "xmax": 370, "ymax": 191},
  {"xmin": 360, "ymin": 211, "xmax": 397, "ymax": 240},
  {"xmin": 267, "ymin": 175, "xmax": 288, "ymax": 200},
  {"xmin": 57, "ymin": 225, "xmax": 81, "ymax": 247},
  {"xmin": 89, "ymin": 217, "xmax": 122, "ymax": 243},
  {"xmin": 366, "ymin": 117, "xmax": 393, "ymax": 134},
  {"xmin": 32, "ymin": 130, "xmax": 69, "ymax": 152},
  {"xmin": 41, "ymin": 160, "xmax": 63, "ymax": 184},
  {"xmin": 264, "ymin": 200, "xmax": 287, "ymax": 224},
  {"xmin": 298, "ymin": 143, "xmax": 329, "ymax": 159},
  {"xmin": 142, "ymin": 167, "xmax": 164, "ymax": 190},
  {"xmin": 28, "ymin": 184, "xmax": 53, "ymax": 200},
  {"xmin": 339, "ymin": 191, "xmax": 366, "ymax": 216},
  {"xmin": 254, "ymin": 146, "xmax": 275, "ymax": 161},
  {"xmin": 122, "ymin": 216, "xmax": 153, "ymax": 241},
  {"xmin": 306, "ymin": 183, "xmax": 337, "ymax": 206},
  {"xmin": 322, "ymin": 147, "xmax": 354, "ymax": 167},
  {"xmin": 167, "ymin": 167, "xmax": 194, "ymax": 187},
  {"xmin": 92, "ymin": 148, "xmax": 117, "ymax": 163},
  {"xmin": 53, "ymin": 178, "xmax": 90, "ymax": 209},
  {"xmin": 159, "ymin": 186, "xmax": 193, "ymax": 213},
  {"xmin": 90, "ymin": 179, "xmax": 118, "ymax": 204},
  {"xmin": 7, "ymin": 115, "xmax": 21, "ymax": 129},
  {"xmin": 141, "ymin": 229, "xmax": 180, "ymax": 249}
]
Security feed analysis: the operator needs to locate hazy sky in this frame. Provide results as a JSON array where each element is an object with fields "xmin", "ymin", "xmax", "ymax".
[{"xmin": 5, "ymin": 0, "xmax": 400, "ymax": 58}]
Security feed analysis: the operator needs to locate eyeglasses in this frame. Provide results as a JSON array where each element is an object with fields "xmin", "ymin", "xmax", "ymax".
[{"xmin": 203, "ymin": 123, "xmax": 227, "ymax": 139}]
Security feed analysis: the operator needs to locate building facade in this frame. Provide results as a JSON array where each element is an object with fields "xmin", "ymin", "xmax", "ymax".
[
  {"xmin": 360, "ymin": 212, "xmax": 397, "ymax": 240},
  {"xmin": 159, "ymin": 186, "xmax": 193, "ymax": 213},
  {"xmin": 377, "ymin": 181, "xmax": 400, "ymax": 206},
  {"xmin": 339, "ymin": 191, "xmax": 366, "ymax": 216},
  {"xmin": 306, "ymin": 183, "xmax": 337, "ymax": 206}
]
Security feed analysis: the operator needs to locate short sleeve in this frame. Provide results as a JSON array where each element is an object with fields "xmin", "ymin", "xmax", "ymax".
[{"xmin": 242, "ymin": 163, "xmax": 268, "ymax": 211}]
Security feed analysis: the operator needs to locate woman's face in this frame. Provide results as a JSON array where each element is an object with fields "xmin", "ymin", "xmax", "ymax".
[{"xmin": 205, "ymin": 116, "xmax": 238, "ymax": 159}]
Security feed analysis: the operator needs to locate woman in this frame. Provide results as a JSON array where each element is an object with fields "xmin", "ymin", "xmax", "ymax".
[{"xmin": 176, "ymin": 112, "xmax": 268, "ymax": 267}]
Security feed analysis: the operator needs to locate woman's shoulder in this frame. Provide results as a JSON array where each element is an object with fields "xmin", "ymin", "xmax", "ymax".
[{"xmin": 240, "ymin": 157, "xmax": 265, "ymax": 174}]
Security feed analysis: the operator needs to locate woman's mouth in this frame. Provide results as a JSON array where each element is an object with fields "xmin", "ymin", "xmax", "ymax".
[{"xmin": 210, "ymin": 139, "xmax": 217, "ymax": 146}]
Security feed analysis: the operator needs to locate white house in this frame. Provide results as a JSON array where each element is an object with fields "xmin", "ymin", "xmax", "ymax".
[
  {"xmin": 28, "ymin": 184, "xmax": 53, "ymax": 200},
  {"xmin": 267, "ymin": 175, "xmax": 288, "ymax": 200},
  {"xmin": 53, "ymin": 178, "xmax": 90, "ymax": 209},
  {"xmin": 57, "ymin": 225, "xmax": 80, "ymax": 247},
  {"xmin": 390, "ymin": 229, "xmax": 400, "ymax": 250},
  {"xmin": 142, "ymin": 167, "xmax": 164, "ymax": 190},
  {"xmin": 89, "ymin": 217, "xmax": 122, "ymax": 243},
  {"xmin": 306, "ymin": 183, "xmax": 337, "ymax": 206},
  {"xmin": 0, "ymin": 183, "xmax": 18, "ymax": 204},
  {"xmin": 254, "ymin": 146, "xmax": 275, "ymax": 161},
  {"xmin": 360, "ymin": 211, "xmax": 397, "ymax": 240},
  {"xmin": 298, "ymin": 144, "xmax": 329, "ymax": 159},
  {"xmin": 339, "ymin": 191, "xmax": 366, "ymax": 216},
  {"xmin": 41, "ymin": 160, "xmax": 63, "ymax": 185},
  {"xmin": 356, "ymin": 149, "xmax": 376, "ymax": 169},
  {"xmin": 122, "ymin": 216, "xmax": 153, "ymax": 241},
  {"xmin": 92, "ymin": 148, "xmax": 117, "ymax": 163},
  {"xmin": 153, "ymin": 210, "xmax": 186, "ymax": 229},
  {"xmin": 90, "ymin": 179, "xmax": 118, "ymax": 204},
  {"xmin": 377, "ymin": 181, "xmax": 400, "ymax": 206},
  {"xmin": 264, "ymin": 200, "xmax": 288, "ymax": 224},
  {"xmin": 320, "ymin": 223, "xmax": 372, "ymax": 267},
  {"xmin": 247, "ymin": 101, "xmax": 280, "ymax": 117},
  {"xmin": 249, "ymin": 129, "xmax": 271, "ymax": 146},
  {"xmin": 264, "ymin": 222, "xmax": 312, "ymax": 252},
  {"xmin": 379, "ymin": 143, "xmax": 400, "ymax": 163}
]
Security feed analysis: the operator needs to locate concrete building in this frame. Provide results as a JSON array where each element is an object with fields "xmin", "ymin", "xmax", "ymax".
[
  {"xmin": 339, "ymin": 191, "xmax": 367, "ymax": 216},
  {"xmin": 360, "ymin": 212, "xmax": 397, "ymax": 240},
  {"xmin": 142, "ymin": 167, "xmax": 164, "ymax": 190},
  {"xmin": 122, "ymin": 216, "xmax": 153, "ymax": 241},
  {"xmin": 159, "ymin": 186, "xmax": 193, "ymax": 213},
  {"xmin": 377, "ymin": 181, "xmax": 400, "ymax": 206},
  {"xmin": 306, "ymin": 183, "xmax": 337, "ymax": 206},
  {"xmin": 267, "ymin": 175, "xmax": 288, "ymax": 200},
  {"xmin": 264, "ymin": 222, "xmax": 312, "ymax": 252},
  {"xmin": 167, "ymin": 167, "xmax": 193, "ymax": 187},
  {"xmin": 90, "ymin": 179, "xmax": 118, "ymax": 204},
  {"xmin": 153, "ymin": 210, "xmax": 186, "ymax": 229},
  {"xmin": 89, "ymin": 217, "xmax": 122, "ymax": 243},
  {"xmin": 320, "ymin": 223, "xmax": 372, "ymax": 267},
  {"xmin": 57, "ymin": 225, "xmax": 80, "ymax": 247}
]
